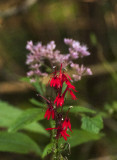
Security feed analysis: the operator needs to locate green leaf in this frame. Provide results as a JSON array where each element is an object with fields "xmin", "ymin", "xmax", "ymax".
[
  {"xmin": 63, "ymin": 106, "xmax": 96, "ymax": 114},
  {"xmin": 41, "ymin": 83, "xmax": 46, "ymax": 94},
  {"xmin": 68, "ymin": 129, "xmax": 103, "ymax": 147},
  {"xmin": 62, "ymin": 82, "xmax": 67, "ymax": 94},
  {"xmin": 33, "ymin": 81, "xmax": 43, "ymax": 95},
  {"xmin": 81, "ymin": 115, "xmax": 103, "ymax": 134},
  {"xmin": 20, "ymin": 77, "xmax": 30, "ymax": 83},
  {"xmin": 30, "ymin": 98, "xmax": 46, "ymax": 108},
  {"xmin": 8, "ymin": 108, "xmax": 45, "ymax": 132},
  {"xmin": 0, "ymin": 132, "xmax": 41, "ymax": 155},
  {"xmin": 24, "ymin": 123, "xmax": 48, "ymax": 136},
  {"xmin": 42, "ymin": 143, "xmax": 53, "ymax": 158},
  {"xmin": 60, "ymin": 129, "xmax": 103, "ymax": 148},
  {"xmin": 0, "ymin": 101, "xmax": 22, "ymax": 127},
  {"xmin": 0, "ymin": 101, "xmax": 48, "ymax": 135}
]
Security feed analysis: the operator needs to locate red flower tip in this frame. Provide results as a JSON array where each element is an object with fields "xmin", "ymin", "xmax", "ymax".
[
  {"xmin": 54, "ymin": 94, "xmax": 64, "ymax": 107},
  {"xmin": 60, "ymin": 129, "xmax": 70, "ymax": 141},
  {"xmin": 69, "ymin": 90, "xmax": 77, "ymax": 100},
  {"xmin": 46, "ymin": 126, "xmax": 70, "ymax": 141},
  {"xmin": 66, "ymin": 80, "xmax": 77, "ymax": 91},
  {"xmin": 50, "ymin": 76, "xmax": 61, "ymax": 89},
  {"xmin": 44, "ymin": 106, "xmax": 55, "ymax": 120},
  {"xmin": 45, "ymin": 127, "xmax": 57, "ymax": 130},
  {"xmin": 62, "ymin": 118, "xmax": 72, "ymax": 132}
]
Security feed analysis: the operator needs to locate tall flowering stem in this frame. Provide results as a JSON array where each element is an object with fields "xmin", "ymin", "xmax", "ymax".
[
  {"xmin": 26, "ymin": 38, "xmax": 92, "ymax": 159},
  {"xmin": 40, "ymin": 64, "xmax": 77, "ymax": 159}
]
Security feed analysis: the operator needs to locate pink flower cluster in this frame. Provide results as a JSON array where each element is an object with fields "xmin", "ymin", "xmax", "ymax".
[{"xmin": 26, "ymin": 38, "xmax": 92, "ymax": 82}]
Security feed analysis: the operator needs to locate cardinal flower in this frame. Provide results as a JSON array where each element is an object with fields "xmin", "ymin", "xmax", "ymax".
[
  {"xmin": 62, "ymin": 117, "xmax": 72, "ymax": 132},
  {"xmin": 54, "ymin": 94, "xmax": 64, "ymax": 107},
  {"xmin": 69, "ymin": 89, "xmax": 77, "ymax": 100},
  {"xmin": 44, "ymin": 105, "xmax": 55, "ymax": 120},
  {"xmin": 50, "ymin": 64, "xmax": 72, "ymax": 89},
  {"xmin": 46, "ymin": 126, "xmax": 70, "ymax": 141},
  {"xmin": 58, "ymin": 127, "xmax": 70, "ymax": 141},
  {"xmin": 65, "ymin": 80, "xmax": 76, "ymax": 91},
  {"xmin": 50, "ymin": 75, "xmax": 61, "ymax": 89},
  {"xmin": 59, "ymin": 64, "xmax": 72, "ymax": 87},
  {"xmin": 54, "ymin": 83, "xmax": 77, "ymax": 107}
]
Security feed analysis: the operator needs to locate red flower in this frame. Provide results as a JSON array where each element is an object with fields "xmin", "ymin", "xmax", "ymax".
[
  {"xmin": 69, "ymin": 89, "xmax": 77, "ymax": 100},
  {"xmin": 46, "ymin": 126, "xmax": 70, "ymax": 141},
  {"xmin": 62, "ymin": 117, "xmax": 72, "ymax": 132},
  {"xmin": 54, "ymin": 94, "xmax": 64, "ymax": 107},
  {"xmin": 44, "ymin": 105, "xmax": 55, "ymax": 120},
  {"xmin": 49, "ymin": 64, "xmax": 72, "ymax": 89},
  {"xmin": 50, "ymin": 75, "xmax": 61, "ymax": 89},
  {"xmin": 65, "ymin": 80, "xmax": 76, "ymax": 91},
  {"xmin": 59, "ymin": 65, "xmax": 72, "ymax": 87},
  {"xmin": 59, "ymin": 128, "xmax": 70, "ymax": 141}
]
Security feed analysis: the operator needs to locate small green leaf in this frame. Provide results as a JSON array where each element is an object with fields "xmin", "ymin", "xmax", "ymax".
[
  {"xmin": 41, "ymin": 83, "xmax": 46, "ymax": 93},
  {"xmin": 20, "ymin": 77, "xmax": 30, "ymax": 83},
  {"xmin": 0, "ymin": 132, "xmax": 41, "ymax": 155},
  {"xmin": 33, "ymin": 81, "xmax": 43, "ymax": 95},
  {"xmin": 30, "ymin": 98, "xmax": 46, "ymax": 108},
  {"xmin": 63, "ymin": 106, "xmax": 96, "ymax": 114},
  {"xmin": 42, "ymin": 143, "xmax": 53, "ymax": 158},
  {"xmin": 8, "ymin": 108, "xmax": 45, "ymax": 132},
  {"xmin": 60, "ymin": 129, "xmax": 103, "ymax": 148},
  {"xmin": 62, "ymin": 82, "xmax": 67, "ymax": 94},
  {"xmin": 81, "ymin": 115, "xmax": 103, "ymax": 134}
]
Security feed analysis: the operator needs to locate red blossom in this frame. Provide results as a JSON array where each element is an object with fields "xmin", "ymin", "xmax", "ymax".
[
  {"xmin": 59, "ymin": 128, "xmax": 70, "ymax": 141},
  {"xmin": 62, "ymin": 117, "xmax": 72, "ymax": 132},
  {"xmin": 46, "ymin": 126, "xmax": 70, "ymax": 141},
  {"xmin": 44, "ymin": 103, "xmax": 55, "ymax": 120},
  {"xmin": 65, "ymin": 80, "xmax": 76, "ymax": 91},
  {"xmin": 69, "ymin": 89, "xmax": 77, "ymax": 100},
  {"xmin": 54, "ymin": 94, "xmax": 64, "ymax": 107},
  {"xmin": 49, "ymin": 64, "xmax": 73, "ymax": 89},
  {"xmin": 50, "ymin": 76, "xmax": 61, "ymax": 89},
  {"xmin": 44, "ymin": 108, "xmax": 55, "ymax": 120}
]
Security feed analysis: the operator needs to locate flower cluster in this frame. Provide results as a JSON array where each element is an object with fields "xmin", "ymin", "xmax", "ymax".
[
  {"xmin": 26, "ymin": 38, "xmax": 93, "ymax": 141},
  {"xmin": 42, "ymin": 64, "xmax": 77, "ymax": 141},
  {"xmin": 26, "ymin": 38, "xmax": 92, "ymax": 82}
]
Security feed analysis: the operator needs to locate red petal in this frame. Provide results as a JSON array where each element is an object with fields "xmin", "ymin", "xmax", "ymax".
[
  {"xmin": 46, "ymin": 127, "xmax": 57, "ymax": 130},
  {"xmin": 69, "ymin": 90, "xmax": 77, "ymax": 100},
  {"xmin": 44, "ymin": 109, "xmax": 49, "ymax": 118},
  {"xmin": 64, "ymin": 131, "xmax": 70, "ymax": 137},
  {"xmin": 61, "ymin": 132, "xmax": 67, "ymax": 141},
  {"xmin": 52, "ymin": 110, "xmax": 55, "ymax": 119},
  {"xmin": 65, "ymin": 73, "xmax": 72, "ymax": 80},
  {"xmin": 47, "ymin": 111, "xmax": 51, "ymax": 120}
]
